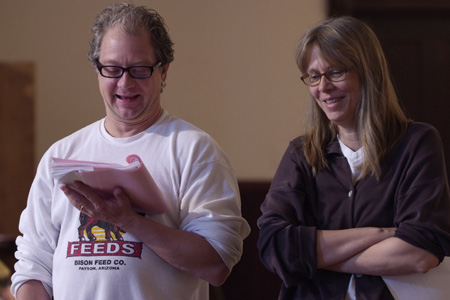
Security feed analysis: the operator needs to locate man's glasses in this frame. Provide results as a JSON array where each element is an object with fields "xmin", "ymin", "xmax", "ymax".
[
  {"xmin": 301, "ymin": 69, "xmax": 347, "ymax": 86},
  {"xmin": 97, "ymin": 61, "xmax": 162, "ymax": 79}
]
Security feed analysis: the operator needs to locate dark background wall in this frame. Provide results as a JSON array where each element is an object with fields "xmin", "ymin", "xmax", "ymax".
[{"xmin": 329, "ymin": 0, "xmax": 450, "ymax": 180}]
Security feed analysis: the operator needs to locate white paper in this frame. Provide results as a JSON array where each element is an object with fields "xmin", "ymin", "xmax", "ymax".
[{"xmin": 382, "ymin": 257, "xmax": 450, "ymax": 300}]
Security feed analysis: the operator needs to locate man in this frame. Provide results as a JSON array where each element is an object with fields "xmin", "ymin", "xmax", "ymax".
[{"xmin": 11, "ymin": 3, "xmax": 250, "ymax": 299}]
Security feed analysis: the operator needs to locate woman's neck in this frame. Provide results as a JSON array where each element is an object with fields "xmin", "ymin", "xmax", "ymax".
[{"xmin": 337, "ymin": 128, "xmax": 362, "ymax": 151}]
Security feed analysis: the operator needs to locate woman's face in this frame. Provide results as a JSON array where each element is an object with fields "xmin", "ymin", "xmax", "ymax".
[{"xmin": 306, "ymin": 45, "xmax": 361, "ymax": 132}]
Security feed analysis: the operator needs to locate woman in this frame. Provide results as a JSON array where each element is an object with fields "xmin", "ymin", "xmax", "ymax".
[{"xmin": 257, "ymin": 16, "xmax": 450, "ymax": 300}]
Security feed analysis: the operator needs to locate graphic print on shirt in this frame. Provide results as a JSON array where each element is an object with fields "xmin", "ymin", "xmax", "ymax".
[
  {"xmin": 66, "ymin": 212, "xmax": 144, "ymax": 271},
  {"xmin": 77, "ymin": 212, "xmax": 125, "ymax": 241}
]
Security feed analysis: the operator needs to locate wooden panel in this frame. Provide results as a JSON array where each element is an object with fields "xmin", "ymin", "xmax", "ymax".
[
  {"xmin": 220, "ymin": 181, "xmax": 282, "ymax": 300},
  {"xmin": 328, "ymin": 0, "xmax": 450, "ymax": 16},
  {"xmin": 0, "ymin": 62, "xmax": 35, "ymax": 236}
]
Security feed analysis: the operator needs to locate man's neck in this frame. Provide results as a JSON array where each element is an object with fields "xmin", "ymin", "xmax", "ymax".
[{"xmin": 104, "ymin": 108, "xmax": 163, "ymax": 138}]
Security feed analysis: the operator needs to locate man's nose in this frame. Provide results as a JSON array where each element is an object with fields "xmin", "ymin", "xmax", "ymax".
[{"xmin": 117, "ymin": 70, "xmax": 135, "ymax": 87}]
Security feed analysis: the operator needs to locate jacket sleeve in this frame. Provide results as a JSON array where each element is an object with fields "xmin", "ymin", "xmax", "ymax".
[
  {"xmin": 393, "ymin": 123, "xmax": 450, "ymax": 261},
  {"xmin": 257, "ymin": 140, "xmax": 318, "ymax": 286}
]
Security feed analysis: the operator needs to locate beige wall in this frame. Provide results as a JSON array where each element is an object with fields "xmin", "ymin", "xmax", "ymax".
[{"xmin": 1, "ymin": 1, "xmax": 326, "ymax": 180}]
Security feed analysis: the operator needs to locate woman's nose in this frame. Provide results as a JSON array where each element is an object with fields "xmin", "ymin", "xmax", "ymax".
[{"xmin": 317, "ymin": 75, "xmax": 333, "ymax": 92}]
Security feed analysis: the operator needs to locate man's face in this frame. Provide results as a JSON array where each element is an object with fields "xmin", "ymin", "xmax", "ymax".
[{"xmin": 97, "ymin": 26, "xmax": 168, "ymax": 135}]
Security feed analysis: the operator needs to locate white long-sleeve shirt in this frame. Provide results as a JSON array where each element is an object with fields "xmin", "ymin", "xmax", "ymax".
[{"xmin": 12, "ymin": 110, "xmax": 250, "ymax": 300}]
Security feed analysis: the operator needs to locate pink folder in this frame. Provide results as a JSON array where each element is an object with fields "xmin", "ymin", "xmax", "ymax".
[{"xmin": 50, "ymin": 155, "xmax": 169, "ymax": 214}]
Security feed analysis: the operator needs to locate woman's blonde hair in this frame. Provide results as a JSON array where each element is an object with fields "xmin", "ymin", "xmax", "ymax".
[{"xmin": 295, "ymin": 16, "xmax": 410, "ymax": 179}]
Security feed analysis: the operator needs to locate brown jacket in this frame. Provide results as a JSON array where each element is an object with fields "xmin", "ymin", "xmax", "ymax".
[{"xmin": 258, "ymin": 122, "xmax": 450, "ymax": 300}]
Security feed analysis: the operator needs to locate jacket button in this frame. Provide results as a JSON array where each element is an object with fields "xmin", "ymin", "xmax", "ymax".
[{"xmin": 348, "ymin": 190, "xmax": 353, "ymax": 197}]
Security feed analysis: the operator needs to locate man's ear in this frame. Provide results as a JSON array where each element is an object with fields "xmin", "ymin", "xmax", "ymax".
[{"xmin": 161, "ymin": 63, "xmax": 170, "ymax": 82}]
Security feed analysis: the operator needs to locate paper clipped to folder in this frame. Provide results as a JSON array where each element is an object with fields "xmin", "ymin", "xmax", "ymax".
[{"xmin": 50, "ymin": 155, "xmax": 169, "ymax": 214}]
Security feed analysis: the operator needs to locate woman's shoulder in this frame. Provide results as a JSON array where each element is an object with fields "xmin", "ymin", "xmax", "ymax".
[
  {"xmin": 286, "ymin": 136, "xmax": 305, "ymax": 155},
  {"xmin": 397, "ymin": 121, "xmax": 443, "ymax": 150},
  {"xmin": 283, "ymin": 136, "xmax": 313, "ymax": 165},
  {"xmin": 405, "ymin": 122, "xmax": 441, "ymax": 140},
  {"xmin": 407, "ymin": 121, "xmax": 438, "ymax": 132},
  {"xmin": 289, "ymin": 136, "xmax": 303, "ymax": 146}
]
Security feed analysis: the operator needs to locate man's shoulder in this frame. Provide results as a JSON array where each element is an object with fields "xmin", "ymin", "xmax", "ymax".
[
  {"xmin": 157, "ymin": 111, "xmax": 214, "ymax": 143},
  {"xmin": 48, "ymin": 119, "xmax": 103, "ymax": 152},
  {"xmin": 59, "ymin": 119, "xmax": 103, "ymax": 141}
]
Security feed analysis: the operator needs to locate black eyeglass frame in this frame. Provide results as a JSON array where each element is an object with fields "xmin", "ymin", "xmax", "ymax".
[
  {"xmin": 300, "ymin": 69, "xmax": 348, "ymax": 86},
  {"xmin": 96, "ymin": 61, "xmax": 162, "ymax": 79}
]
